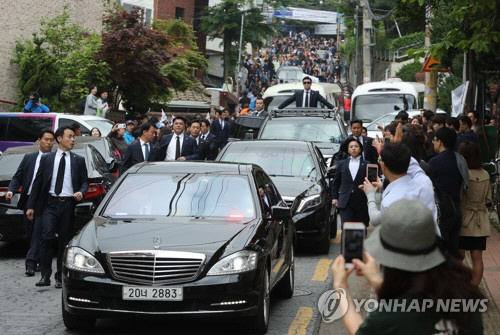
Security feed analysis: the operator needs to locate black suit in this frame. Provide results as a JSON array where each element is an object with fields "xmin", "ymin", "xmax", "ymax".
[
  {"xmin": 277, "ymin": 90, "xmax": 334, "ymax": 109},
  {"xmin": 27, "ymin": 150, "xmax": 88, "ymax": 281},
  {"xmin": 120, "ymin": 140, "xmax": 157, "ymax": 175},
  {"xmin": 210, "ymin": 119, "xmax": 231, "ymax": 149},
  {"xmin": 252, "ymin": 110, "xmax": 269, "ymax": 117},
  {"xmin": 156, "ymin": 134, "xmax": 199, "ymax": 161},
  {"xmin": 198, "ymin": 132, "xmax": 218, "ymax": 160},
  {"xmin": 8, "ymin": 151, "xmax": 45, "ymax": 270},
  {"xmin": 331, "ymin": 158, "xmax": 369, "ymax": 226}
]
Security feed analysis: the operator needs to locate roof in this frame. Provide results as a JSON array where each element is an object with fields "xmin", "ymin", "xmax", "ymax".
[
  {"xmin": 352, "ymin": 81, "xmax": 419, "ymax": 98},
  {"xmin": 225, "ymin": 139, "xmax": 310, "ymax": 149},
  {"xmin": 2, "ymin": 141, "xmax": 95, "ymax": 156},
  {"xmin": 0, "ymin": 112, "xmax": 110, "ymax": 122},
  {"xmin": 169, "ymin": 81, "xmax": 211, "ymax": 104},
  {"xmin": 129, "ymin": 161, "xmax": 255, "ymax": 174}
]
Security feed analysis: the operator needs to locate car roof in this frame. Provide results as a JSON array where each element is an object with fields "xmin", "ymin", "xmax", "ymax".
[
  {"xmin": 128, "ymin": 161, "xmax": 257, "ymax": 175},
  {"xmin": 225, "ymin": 139, "xmax": 311, "ymax": 149}
]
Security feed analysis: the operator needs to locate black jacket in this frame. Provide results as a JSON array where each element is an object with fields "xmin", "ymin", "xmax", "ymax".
[
  {"xmin": 8, "ymin": 151, "xmax": 41, "ymax": 210},
  {"xmin": 210, "ymin": 119, "xmax": 231, "ymax": 149},
  {"xmin": 27, "ymin": 151, "xmax": 88, "ymax": 213},
  {"xmin": 156, "ymin": 134, "xmax": 199, "ymax": 161},
  {"xmin": 331, "ymin": 158, "xmax": 368, "ymax": 209},
  {"xmin": 277, "ymin": 90, "xmax": 334, "ymax": 109},
  {"xmin": 120, "ymin": 140, "xmax": 157, "ymax": 175},
  {"xmin": 331, "ymin": 135, "xmax": 379, "ymax": 167},
  {"xmin": 196, "ymin": 133, "xmax": 218, "ymax": 160}
]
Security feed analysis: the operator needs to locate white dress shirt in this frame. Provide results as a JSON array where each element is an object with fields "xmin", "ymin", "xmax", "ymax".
[
  {"xmin": 139, "ymin": 139, "xmax": 149, "ymax": 161},
  {"xmin": 302, "ymin": 90, "xmax": 310, "ymax": 107},
  {"xmin": 166, "ymin": 133, "xmax": 184, "ymax": 161},
  {"xmin": 220, "ymin": 119, "xmax": 225, "ymax": 130},
  {"xmin": 348, "ymin": 156, "xmax": 361, "ymax": 181},
  {"xmin": 50, "ymin": 149, "xmax": 73, "ymax": 197},
  {"xmin": 27, "ymin": 151, "xmax": 44, "ymax": 195}
]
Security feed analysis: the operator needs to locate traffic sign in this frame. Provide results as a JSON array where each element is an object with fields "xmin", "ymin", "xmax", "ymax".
[{"xmin": 422, "ymin": 55, "xmax": 450, "ymax": 72}]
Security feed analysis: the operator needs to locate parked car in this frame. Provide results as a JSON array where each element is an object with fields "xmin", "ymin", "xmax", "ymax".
[
  {"xmin": 71, "ymin": 136, "xmax": 122, "ymax": 173},
  {"xmin": 0, "ymin": 112, "xmax": 114, "ymax": 152},
  {"xmin": 62, "ymin": 162, "xmax": 294, "ymax": 333},
  {"xmin": 276, "ymin": 66, "xmax": 304, "ymax": 83},
  {"xmin": 257, "ymin": 108, "xmax": 348, "ymax": 166},
  {"xmin": 217, "ymin": 140, "xmax": 337, "ymax": 253},
  {"xmin": 0, "ymin": 143, "xmax": 117, "ymax": 241}
]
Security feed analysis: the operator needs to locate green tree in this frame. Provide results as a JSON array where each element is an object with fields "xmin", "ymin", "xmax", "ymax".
[
  {"xmin": 396, "ymin": 61, "xmax": 423, "ymax": 82},
  {"xmin": 11, "ymin": 7, "xmax": 110, "ymax": 113},
  {"xmin": 201, "ymin": 0, "xmax": 275, "ymax": 80}
]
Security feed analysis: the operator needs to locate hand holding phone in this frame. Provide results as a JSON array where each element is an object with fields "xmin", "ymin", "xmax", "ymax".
[
  {"xmin": 366, "ymin": 164, "xmax": 378, "ymax": 183},
  {"xmin": 342, "ymin": 222, "xmax": 365, "ymax": 269}
]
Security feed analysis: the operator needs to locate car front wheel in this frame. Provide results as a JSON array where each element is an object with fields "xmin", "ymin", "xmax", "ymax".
[{"xmin": 247, "ymin": 267, "xmax": 270, "ymax": 334}]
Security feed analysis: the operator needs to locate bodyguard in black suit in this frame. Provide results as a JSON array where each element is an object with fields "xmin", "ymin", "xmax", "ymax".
[
  {"xmin": 156, "ymin": 116, "xmax": 199, "ymax": 161},
  {"xmin": 252, "ymin": 97, "xmax": 269, "ymax": 117},
  {"xmin": 6, "ymin": 130, "xmax": 55, "ymax": 276},
  {"xmin": 277, "ymin": 76, "xmax": 335, "ymax": 109},
  {"xmin": 210, "ymin": 110, "xmax": 231, "ymax": 150},
  {"xmin": 331, "ymin": 138, "xmax": 370, "ymax": 226},
  {"xmin": 26, "ymin": 126, "xmax": 88, "ymax": 288},
  {"xmin": 119, "ymin": 122, "xmax": 157, "ymax": 175},
  {"xmin": 348, "ymin": 119, "xmax": 379, "ymax": 165},
  {"xmin": 200, "ymin": 120, "xmax": 218, "ymax": 160}
]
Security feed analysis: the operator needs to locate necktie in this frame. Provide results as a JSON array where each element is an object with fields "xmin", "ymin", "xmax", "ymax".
[
  {"xmin": 55, "ymin": 152, "xmax": 66, "ymax": 195},
  {"xmin": 144, "ymin": 143, "xmax": 150, "ymax": 161},
  {"xmin": 175, "ymin": 136, "xmax": 181, "ymax": 160},
  {"xmin": 305, "ymin": 91, "xmax": 309, "ymax": 107}
]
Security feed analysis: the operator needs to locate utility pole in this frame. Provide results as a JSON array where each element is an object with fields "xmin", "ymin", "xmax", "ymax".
[
  {"xmin": 361, "ymin": 0, "xmax": 372, "ymax": 83},
  {"xmin": 423, "ymin": 6, "xmax": 437, "ymax": 112},
  {"xmin": 236, "ymin": 13, "xmax": 245, "ymax": 97},
  {"xmin": 354, "ymin": 4, "xmax": 359, "ymax": 87}
]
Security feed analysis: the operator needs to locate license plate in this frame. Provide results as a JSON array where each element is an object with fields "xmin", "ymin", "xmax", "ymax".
[{"xmin": 122, "ymin": 286, "xmax": 183, "ymax": 301}]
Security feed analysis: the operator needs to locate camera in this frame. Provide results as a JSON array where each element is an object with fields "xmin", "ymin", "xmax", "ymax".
[{"xmin": 30, "ymin": 92, "xmax": 40, "ymax": 103}]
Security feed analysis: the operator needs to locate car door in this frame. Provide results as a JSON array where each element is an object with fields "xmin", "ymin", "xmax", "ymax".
[{"xmin": 254, "ymin": 170, "xmax": 282, "ymax": 284}]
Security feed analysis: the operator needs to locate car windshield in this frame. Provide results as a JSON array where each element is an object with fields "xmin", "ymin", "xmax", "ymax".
[
  {"xmin": 0, "ymin": 154, "xmax": 25, "ymax": 177},
  {"xmin": 85, "ymin": 120, "xmax": 114, "ymax": 137},
  {"xmin": 278, "ymin": 70, "xmax": 302, "ymax": 81},
  {"xmin": 260, "ymin": 119, "xmax": 343, "ymax": 143},
  {"xmin": 366, "ymin": 114, "xmax": 397, "ymax": 131},
  {"xmin": 103, "ymin": 174, "xmax": 256, "ymax": 219},
  {"xmin": 353, "ymin": 94, "xmax": 417, "ymax": 123},
  {"xmin": 221, "ymin": 145, "xmax": 317, "ymax": 178}
]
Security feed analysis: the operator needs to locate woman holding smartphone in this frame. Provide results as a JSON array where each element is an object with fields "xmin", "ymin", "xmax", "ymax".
[{"xmin": 331, "ymin": 138, "xmax": 370, "ymax": 227}]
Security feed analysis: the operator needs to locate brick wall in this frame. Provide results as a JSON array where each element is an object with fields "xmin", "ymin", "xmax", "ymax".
[
  {"xmin": 155, "ymin": 0, "xmax": 196, "ymax": 23},
  {"xmin": 0, "ymin": 0, "xmax": 105, "ymax": 110}
]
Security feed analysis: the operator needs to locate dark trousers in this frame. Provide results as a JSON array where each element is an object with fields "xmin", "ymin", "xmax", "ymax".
[
  {"xmin": 24, "ymin": 213, "xmax": 42, "ymax": 269},
  {"xmin": 440, "ymin": 213, "xmax": 462, "ymax": 257},
  {"xmin": 339, "ymin": 192, "xmax": 370, "ymax": 227},
  {"xmin": 39, "ymin": 197, "xmax": 76, "ymax": 280}
]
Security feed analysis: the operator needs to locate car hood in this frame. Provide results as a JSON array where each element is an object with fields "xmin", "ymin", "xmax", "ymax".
[
  {"xmin": 314, "ymin": 143, "xmax": 341, "ymax": 158},
  {"xmin": 86, "ymin": 217, "xmax": 255, "ymax": 255},
  {"xmin": 270, "ymin": 176, "xmax": 315, "ymax": 198}
]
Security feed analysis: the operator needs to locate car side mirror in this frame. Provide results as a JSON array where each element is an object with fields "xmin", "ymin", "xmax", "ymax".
[
  {"xmin": 271, "ymin": 205, "xmax": 291, "ymax": 220},
  {"xmin": 326, "ymin": 167, "xmax": 336, "ymax": 179},
  {"xmin": 75, "ymin": 202, "xmax": 95, "ymax": 216},
  {"xmin": 108, "ymin": 160, "xmax": 118, "ymax": 173}
]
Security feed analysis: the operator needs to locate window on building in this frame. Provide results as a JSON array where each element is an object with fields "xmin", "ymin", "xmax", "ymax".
[{"xmin": 175, "ymin": 7, "xmax": 185, "ymax": 21}]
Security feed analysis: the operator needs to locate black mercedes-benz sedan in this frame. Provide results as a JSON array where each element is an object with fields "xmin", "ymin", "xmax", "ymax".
[
  {"xmin": 216, "ymin": 140, "xmax": 337, "ymax": 254},
  {"xmin": 62, "ymin": 162, "xmax": 294, "ymax": 333}
]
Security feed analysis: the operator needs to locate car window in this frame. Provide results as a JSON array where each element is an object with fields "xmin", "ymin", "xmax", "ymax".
[
  {"xmin": 313, "ymin": 146, "xmax": 327, "ymax": 175},
  {"xmin": 5, "ymin": 117, "xmax": 53, "ymax": 142},
  {"xmin": 260, "ymin": 119, "xmax": 344, "ymax": 143},
  {"xmin": 0, "ymin": 117, "xmax": 8, "ymax": 139},
  {"xmin": 254, "ymin": 171, "xmax": 275, "ymax": 216},
  {"xmin": 59, "ymin": 118, "xmax": 90, "ymax": 134},
  {"xmin": 89, "ymin": 146, "xmax": 109, "ymax": 175},
  {"xmin": 85, "ymin": 120, "xmax": 114, "ymax": 137},
  {"xmin": 221, "ymin": 145, "xmax": 317, "ymax": 179},
  {"xmin": 366, "ymin": 114, "xmax": 396, "ymax": 131},
  {"xmin": 0, "ymin": 153, "xmax": 25, "ymax": 177},
  {"xmin": 103, "ymin": 174, "xmax": 256, "ymax": 220}
]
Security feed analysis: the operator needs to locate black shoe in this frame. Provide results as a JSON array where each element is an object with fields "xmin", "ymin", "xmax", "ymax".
[
  {"xmin": 25, "ymin": 267, "xmax": 35, "ymax": 277},
  {"xmin": 54, "ymin": 278, "xmax": 62, "ymax": 289},
  {"xmin": 36, "ymin": 276, "xmax": 50, "ymax": 287}
]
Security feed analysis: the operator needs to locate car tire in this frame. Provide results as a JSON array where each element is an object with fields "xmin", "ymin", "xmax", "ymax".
[
  {"xmin": 247, "ymin": 267, "xmax": 270, "ymax": 334},
  {"xmin": 62, "ymin": 297, "xmax": 96, "ymax": 330},
  {"xmin": 276, "ymin": 246, "xmax": 294, "ymax": 299},
  {"xmin": 329, "ymin": 209, "xmax": 338, "ymax": 238},
  {"xmin": 317, "ymin": 221, "xmax": 330, "ymax": 254}
]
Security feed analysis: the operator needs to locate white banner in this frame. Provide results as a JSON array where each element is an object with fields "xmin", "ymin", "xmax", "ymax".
[
  {"xmin": 274, "ymin": 7, "xmax": 338, "ymax": 24},
  {"xmin": 315, "ymin": 24, "xmax": 337, "ymax": 35},
  {"xmin": 451, "ymin": 81, "xmax": 469, "ymax": 117}
]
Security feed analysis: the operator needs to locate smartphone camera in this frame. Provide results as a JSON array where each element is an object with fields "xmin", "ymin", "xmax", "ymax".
[{"xmin": 342, "ymin": 222, "xmax": 365, "ymax": 268}]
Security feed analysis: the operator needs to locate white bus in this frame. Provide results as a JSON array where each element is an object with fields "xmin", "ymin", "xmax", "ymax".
[{"xmin": 350, "ymin": 80, "xmax": 420, "ymax": 123}]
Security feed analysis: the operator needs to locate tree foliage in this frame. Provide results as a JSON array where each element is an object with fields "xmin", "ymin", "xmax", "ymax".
[
  {"xmin": 201, "ymin": 0, "xmax": 276, "ymax": 80},
  {"xmin": 11, "ymin": 7, "xmax": 109, "ymax": 112},
  {"xmin": 396, "ymin": 61, "xmax": 423, "ymax": 82},
  {"xmin": 98, "ymin": 8, "xmax": 206, "ymax": 114}
]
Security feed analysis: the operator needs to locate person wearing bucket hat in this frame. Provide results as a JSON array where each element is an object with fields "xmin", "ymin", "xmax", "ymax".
[{"xmin": 331, "ymin": 199, "xmax": 484, "ymax": 335}]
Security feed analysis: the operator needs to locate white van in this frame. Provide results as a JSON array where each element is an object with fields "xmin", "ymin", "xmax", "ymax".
[
  {"xmin": 350, "ymin": 80, "xmax": 420, "ymax": 123},
  {"xmin": 263, "ymin": 82, "xmax": 341, "ymax": 111}
]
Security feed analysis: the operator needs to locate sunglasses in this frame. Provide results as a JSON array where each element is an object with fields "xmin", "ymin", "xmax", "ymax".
[{"xmin": 303, "ymin": 82, "xmax": 312, "ymax": 84}]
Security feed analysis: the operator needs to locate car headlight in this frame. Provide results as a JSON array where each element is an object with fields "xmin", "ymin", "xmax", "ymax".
[
  {"xmin": 207, "ymin": 250, "xmax": 257, "ymax": 276},
  {"xmin": 297, "ymin": 194, "xmax": 322, "ymax": 213},
  {"xmin": 64, "ymin": 247, "xmax": 105, "ymax": 274}
]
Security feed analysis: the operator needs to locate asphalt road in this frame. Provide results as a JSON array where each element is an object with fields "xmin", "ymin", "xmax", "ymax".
[{"xmin": 0, "ymin": 223, "xmax": 344, "ymax": 335}]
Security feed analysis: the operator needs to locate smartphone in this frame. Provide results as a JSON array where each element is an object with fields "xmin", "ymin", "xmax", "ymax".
[
  {"xmin": 342, "ymin": 222, "xmax": 365, "ymax": 269},
  {"xmin": 366, "ymin": 164, "xmax": 378, "ymax": 183}
]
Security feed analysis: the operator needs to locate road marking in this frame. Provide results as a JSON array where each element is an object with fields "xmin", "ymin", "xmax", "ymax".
[
  {"xmin": 331, "ymin": 230, "xmax": 342, "ymax": 244},
  {"xmin": 273, "ymin": 259, "xmax": 284, "ymax": 273},
  {"xmin": 288, "ymin": 307, "xmax": 314, "ymax": 335},
  {"xmin": 311, "ymin": 259, "xmax": 332, "ymax": 281}
]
